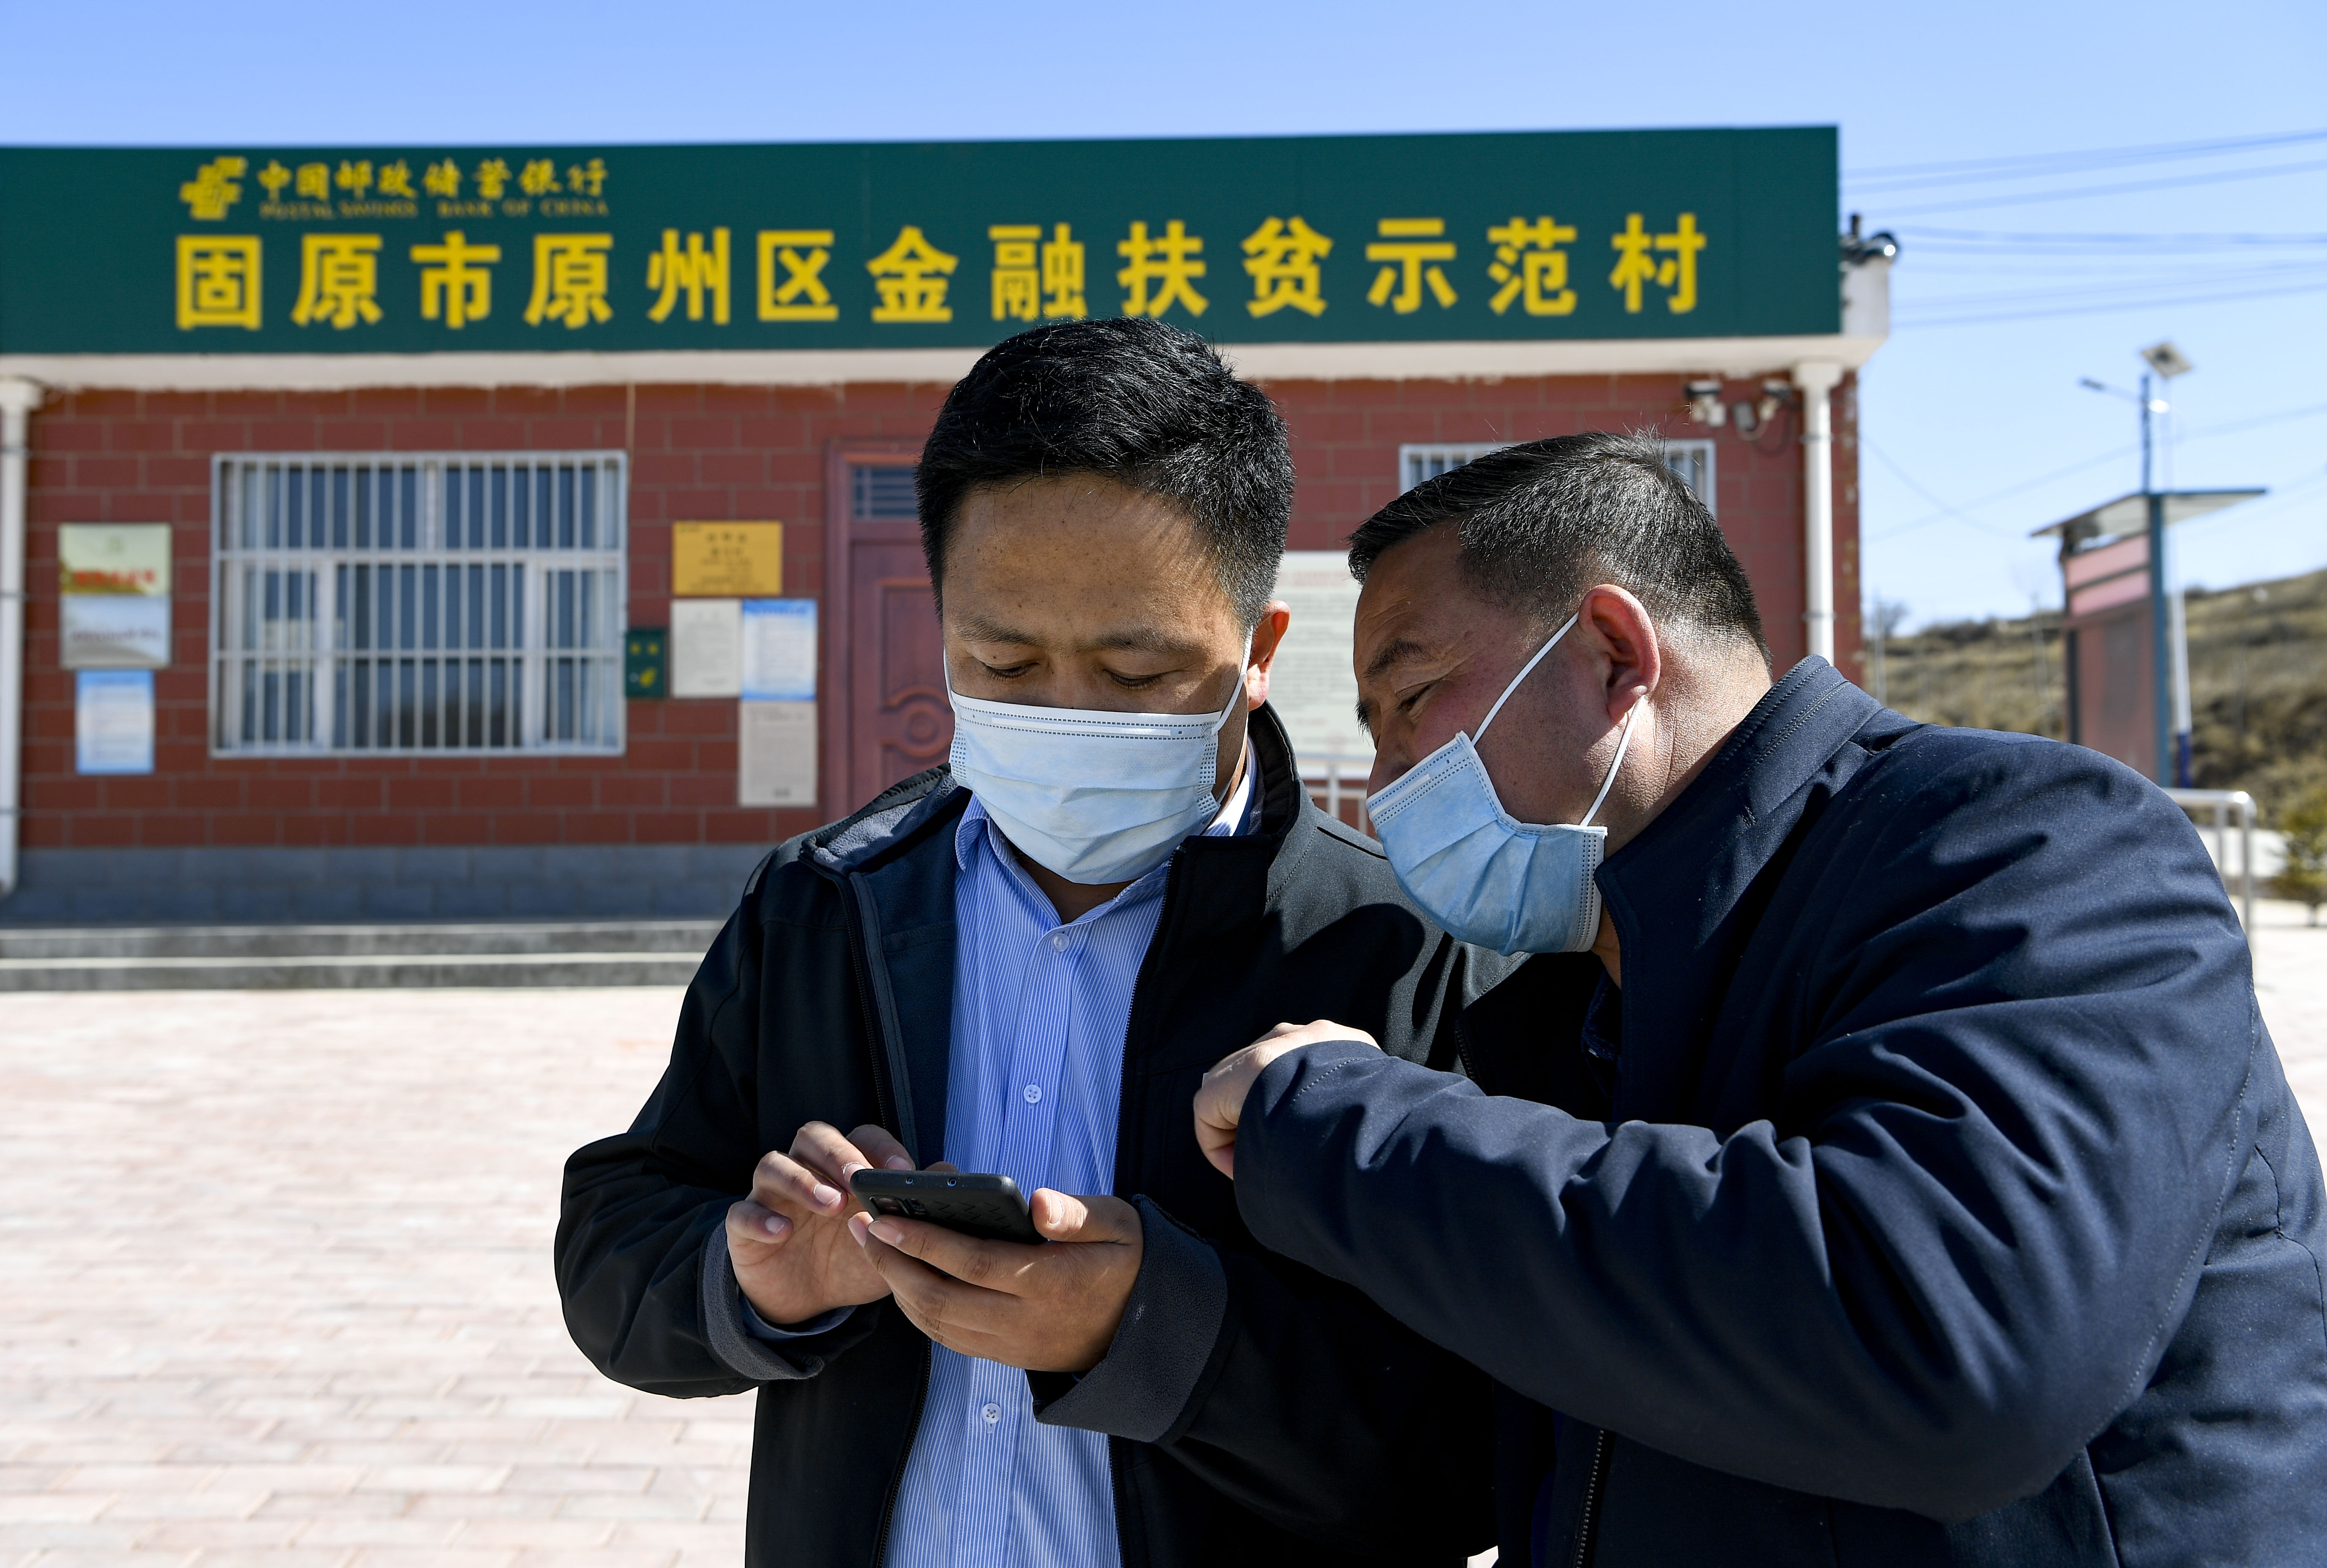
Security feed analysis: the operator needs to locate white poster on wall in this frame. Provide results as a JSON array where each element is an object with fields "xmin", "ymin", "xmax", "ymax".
[
  {"xmin": 670, "ymin": 597, "xmax": 743, "ymax": 697},
  {"xmin": 1268, "ymin": 551, "xmax": 1369, "ymax": 765},
  {"xmin": 738, "ymin": 700, "xmax": 818, "ymax": 808},
  {"xmin": 61, "ymin": 595, "xmax": 171, "ymax": 668},
  {"xmin": 740, "ymin": 598, "xmax": 818, "ymax": 702},
  {"xmin": 76, "ymin": 669, "xmax": 155, "ymax": 775}
]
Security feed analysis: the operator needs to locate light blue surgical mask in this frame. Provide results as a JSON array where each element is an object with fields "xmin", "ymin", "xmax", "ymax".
[
  {"xmin": 1365, "ymin": 613, "xmax": 1643, "ymax": 956},
  {"xmin": 947, "ymin": 671, "xmax": 1245, "ymax": 885}
]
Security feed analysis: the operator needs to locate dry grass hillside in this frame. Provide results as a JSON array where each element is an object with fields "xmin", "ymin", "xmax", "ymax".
[{"xmin": 1866, "ymin": 566, "xmax": 2327, "ymax": 823}]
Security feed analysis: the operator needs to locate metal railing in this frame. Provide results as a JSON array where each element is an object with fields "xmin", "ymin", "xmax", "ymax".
[
  {"xmin": 1300, "ymin": 752, "xmax": 1375, "ymax": 835},
  {"xmin": 2165, "ymin": 787, "xmax": 2257, "ymax": 939}
]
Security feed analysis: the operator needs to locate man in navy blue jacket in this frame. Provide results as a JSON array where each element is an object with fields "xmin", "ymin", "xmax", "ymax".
[{"xmin": 1195, "ymin": 432, "xmax": 2327, "ymax": 1567}]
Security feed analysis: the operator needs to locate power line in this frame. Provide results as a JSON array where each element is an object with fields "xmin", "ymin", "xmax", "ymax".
[
  {"xmin": 1843, "ymin": 128, "xmax": 2327, "ymax": 190},
  {"xmin": 1889, "ymin": 228, "xmax": 2327, "ymax": 249},
  {"xmin": 1894, "ymin": 274, "xmax": 2327, "ymax": 327},
  {"xmin": 1872, "ymin": 156, "xmax": 2327, "ymax": 218},
  {"xmin": 1862, "ymin": 402, "xmax": 2327, "ymax": 542}
]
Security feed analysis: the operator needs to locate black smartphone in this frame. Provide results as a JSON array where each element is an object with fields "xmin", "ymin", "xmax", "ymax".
[{"xmin": 849, "ymin": 1169, "xmax": 1043, "ymax": 1245}]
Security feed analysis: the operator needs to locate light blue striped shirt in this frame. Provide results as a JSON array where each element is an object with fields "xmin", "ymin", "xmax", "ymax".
[{"xmin": 882, "ymin": 751, "xmax": 1256, "ymax": 1568}]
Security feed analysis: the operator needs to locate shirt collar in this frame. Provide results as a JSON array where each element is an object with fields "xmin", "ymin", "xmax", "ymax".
[{"xmin": 956, "ymin": 737, "xmax": 1259, "ymax": 877}]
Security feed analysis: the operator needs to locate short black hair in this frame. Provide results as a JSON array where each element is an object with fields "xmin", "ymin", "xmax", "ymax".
[
  {"xmin": 1347, "ymin": 431, "xmax": 1768, "ymax": 656},
  {"xmin": 915, "ymin": 318, "xmax": 1292, "ymax": 626}
]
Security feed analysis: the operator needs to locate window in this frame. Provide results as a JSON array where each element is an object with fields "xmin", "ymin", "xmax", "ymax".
[
  {"xmin": 1398, "ymin": 443, "xmax": 1510, "ymax": 492},
  {"xmin": 850, "ymin": 460, "xmax": 919, "ymax": 520},
  {"xmin": 1395, "ymin": 439, "xmax": 1719, "ymax": 516},
  {"xmin": 210, "ymin": 452, "xmax": 627, "ymax": 757},
  {"xmin": 1661, "ymin": 439, "xmax": 1717, "ymax": 513}
]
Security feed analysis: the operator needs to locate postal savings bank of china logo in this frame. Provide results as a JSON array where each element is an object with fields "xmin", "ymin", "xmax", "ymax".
[{"xmin": 171, "ymin": 152, "xmax": 1712, "ymax": 336}]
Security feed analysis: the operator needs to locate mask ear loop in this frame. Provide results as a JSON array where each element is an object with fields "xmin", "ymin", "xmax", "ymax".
[
  {"xmin": 1473, "ymin": 613, "xmax": 1579, "ymax": 745},
  {"xmin": 1578, "ymin": 697, "xmax": 1645, "ymax": 829}
]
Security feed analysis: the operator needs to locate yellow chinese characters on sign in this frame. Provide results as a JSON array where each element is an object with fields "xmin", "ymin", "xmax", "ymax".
[
  {"xmin": 990, "ymin": 226, "xmax": 1041, "ymax": 322},
  {"xmin": 291, "ymin": 234, "xmax": 383, "ymax": 329},
  {"xmin": 1367, "ymin": 219, "xmax": 1457, "ymax": 313},
  {"xmin": 867, "ymin": 226, "xmax": 957, "ymax": 323},
  {"xmin": 1118, "ymin": 220, "xmax": 1207, "ymax": 318},
  {"xmin": 176, "ymin": 236, "xmax": 261, "ymax": 330},
  {"xmin": 526, "ymin": 234, "xmax": 614, "ymax": 328},
  {"xmin": 758, "ymin": 231, "xmax": 839, "ymax": 321},
  {"xmin": 987, "ymin": 225, "xmax": 1085, "ymax": 321},
  {"xmin": 1609, "ymin": 213, "xmax": 1706, "ymax": 313},
  {"xmin": 672, "ymin": 523, "xmax": 784, "ymax": 598},
  {"xmin": 178, "ymin": 157, "xmax": 246, "ymax": 220},
  {"xmin": 1042, "ymin": 225, "xmax": 1086, "ymax": 319},
  {"xmin": 412, "ymin": 231, "xmax": 501, "ymax": 328},
  {"xmin": 648, "ymin": 229, "xmax": 731, "ymax": 323},
  {"xmin": 1487, "ymin": 216, "xmax": 1578, "ymax": 316},
  {"xmin": 1242, "ymin": 216, "xmax": 1332, "ymax": 318}
]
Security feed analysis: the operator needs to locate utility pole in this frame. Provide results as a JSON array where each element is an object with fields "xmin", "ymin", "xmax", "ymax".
[{"xmin": 2140, "ymin": 370, "xmax": 2176, "ymax": 785}]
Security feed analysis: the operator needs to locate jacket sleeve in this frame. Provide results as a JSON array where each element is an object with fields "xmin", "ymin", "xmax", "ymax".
[
  {"xmin": 1232, "ymin": 743, "xmax": 2262, "ymax": 1523},
  {"xmin": 1035, "ymin": 1197, "xmax": 1496, "ymax": 1560},
  {"xmin": 1032, "ymin": 933, "xmax": 1503, "ymax": 1560},
  {"xmin": 554, "ymin": 869, "xmax": 881, "ymax": 1396}
]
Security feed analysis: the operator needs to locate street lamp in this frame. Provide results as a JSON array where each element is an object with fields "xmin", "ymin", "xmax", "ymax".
[{"xmin": 2081, "ymin": 343, "xmax": 2191, "ymax": 784}]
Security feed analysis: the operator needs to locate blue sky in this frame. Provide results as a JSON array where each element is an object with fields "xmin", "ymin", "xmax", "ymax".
[{"xmin": 6, "ymin": 0, "xmax": 2322, "ymax": 631}]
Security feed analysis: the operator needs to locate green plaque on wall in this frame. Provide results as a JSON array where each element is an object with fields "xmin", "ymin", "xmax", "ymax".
[{"xmin": 624, "ymin": 627, "xmax": 667, "ymax": 699}]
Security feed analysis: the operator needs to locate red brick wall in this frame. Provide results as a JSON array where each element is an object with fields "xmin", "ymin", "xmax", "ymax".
[{"xmin": 19, "ymin": 373, "xmax": 1857, "ymax": 854}]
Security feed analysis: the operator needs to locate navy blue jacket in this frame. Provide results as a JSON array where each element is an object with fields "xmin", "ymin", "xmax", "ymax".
[{"xmin": 1235, "ymin": 659, "xmax": 2327, "ymax": 1568}]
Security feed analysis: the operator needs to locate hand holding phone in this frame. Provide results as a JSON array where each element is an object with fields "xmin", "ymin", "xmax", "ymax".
[{"xmin": 849, "ymin": 1168, "xmax": 1043, "ymax": 1245}]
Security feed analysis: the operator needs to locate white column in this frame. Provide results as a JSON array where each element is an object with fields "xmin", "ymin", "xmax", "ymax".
[
  {"xmin": 1793, "ymin": 360, "xmax": 1845, "ymax": 666},
  {"xmin": 0, "ymin": 378, "xmax": 43, "ymax": 901}
]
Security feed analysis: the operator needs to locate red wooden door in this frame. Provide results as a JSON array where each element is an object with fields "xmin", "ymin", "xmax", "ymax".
[{"xmin": 825, "ymin": 448, "xmax": 954, "ymax": 815}]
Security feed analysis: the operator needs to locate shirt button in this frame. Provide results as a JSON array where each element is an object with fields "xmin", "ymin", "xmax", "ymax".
[
  {"xmin": 1022, "ymin": 1083, "xmax": 1042, "ymax": 1105},
  {"xmin": 981, "ymin": 1402, "xmax": 1001, "ymax": 1426},
  {"xmin": 1050, "ymin": 931, "xmax": 1070, "ymax": 952}
]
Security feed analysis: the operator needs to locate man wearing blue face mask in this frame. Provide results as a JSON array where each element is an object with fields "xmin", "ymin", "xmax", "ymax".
[
  {"xmin": 1194, "ymin": 432, "xmax": 2327, "ymax": 1567},
  {"xmin": 557, "ymin": 319, "xmax": 1501, "ymax": 1568}
]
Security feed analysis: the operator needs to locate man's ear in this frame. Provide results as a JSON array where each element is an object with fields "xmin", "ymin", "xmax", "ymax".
[
  {"xmin": 1244, "ymin": 602, "xmax": 1292, "ymax": 708},
  {"xmin": 1575, "ymin": 585, "xmax": 1661, "ymax": 724}
]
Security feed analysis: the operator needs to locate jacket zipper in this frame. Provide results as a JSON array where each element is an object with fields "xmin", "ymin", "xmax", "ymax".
[
  {"xmin": 867, "ymin": 1345, "xmax": 932, "ymax": 1568},
  {"xmin": 1095, "ymin": 848, "xmax": 1186, "ymax": 1565},
  {"xmin": 1569, "ymin": 1428, "xmax": 1611, "ymax": 1568},
  {"xmin": 837, "ymin": 869, "xmax": 926, "ymax": 1568},
  {"xmin": 837, "ymin": 879, "xmax": 896, "ymax": 1136}
]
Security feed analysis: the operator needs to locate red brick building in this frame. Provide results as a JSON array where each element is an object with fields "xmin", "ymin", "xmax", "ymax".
[{"xmin": 0, "ymin": 132, "xmax": 1883, "ymax": 920}]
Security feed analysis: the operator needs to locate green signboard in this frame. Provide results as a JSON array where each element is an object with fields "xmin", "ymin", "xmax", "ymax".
[{"xmin": 0, "ymin": 129, "xmax": 1837, "ymax": 356}]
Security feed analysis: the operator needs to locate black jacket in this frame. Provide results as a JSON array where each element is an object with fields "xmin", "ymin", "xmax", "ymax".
[
  {"xmin": 1234, "ymin": 659, "xmax": 2327, "ymax": 1568},
  {"xmin": 556, "ymin": 705, "xmax": 1501, "ymax": 1568}
]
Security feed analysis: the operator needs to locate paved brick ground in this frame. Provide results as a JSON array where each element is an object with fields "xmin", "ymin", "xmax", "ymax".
[
  {"xmin": 1, "ymin": 988, "xmax": 749, "ymax": 1568},
  {"xmin": 4, "ymin": 908, "xmax": 2322, "ymax": 1568}
]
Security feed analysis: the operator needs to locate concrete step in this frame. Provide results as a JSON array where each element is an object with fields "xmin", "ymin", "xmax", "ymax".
[{"xmin": 0, "ymin": 920, "xmax": 722, "ymax": 991}]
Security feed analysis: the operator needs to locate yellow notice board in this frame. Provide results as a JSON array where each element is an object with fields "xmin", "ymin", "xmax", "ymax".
[
  {"xmin": 60, "ymin": 524, "xmax": 173, "ymax": 596},
  {"xmin": 672, "ymin": 522, "xmax": 782, "ymax": 597}
]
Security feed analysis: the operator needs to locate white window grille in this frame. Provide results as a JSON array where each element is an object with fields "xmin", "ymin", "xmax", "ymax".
[
  {"xmin": 210, "ymin": 452, "xmax": 627, "ymax": 757},
  {"xmin": 1661, "ymin": 438, "xmax": 1717, "ymax": 513},
  {"xmin": 1396, "ymin": 438, "xmax": 1718, "ymax": 516},
  {"xmin": 1399, "ymin": 443, "xmax": 1511, "ymax": 491}
]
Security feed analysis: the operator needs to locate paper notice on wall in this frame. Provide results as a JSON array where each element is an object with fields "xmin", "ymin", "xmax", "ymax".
[
  {"xmin": 61, "ymin": 594, "xmax": 172, "ymax": 668},
  {"xmin": 1269, "ymin": 551, "xmax": 1369, "ymax": 764},
  {"xmin": 76, "ymin": 669, "xmax": 155, "ymax": 774},
  {"xmin": 670, "ymin": 597, "xmax": 742, "ymax": 697},
  {"xmin": 738, "ymin": 700, "xmax": 817, "ymax": 808},
  {"xmin": 740, "ymin": 598, "xmax": 817, "ymax": 702}
]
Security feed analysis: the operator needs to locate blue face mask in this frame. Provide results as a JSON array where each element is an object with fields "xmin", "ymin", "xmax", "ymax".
[
  {"xmin": 947, "ymin": 672, "xmax": 1245, "ymax": 885},
  {"xmin": 1365, "ymin": 613, "xmax": 1643, "ymax": 956}
]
